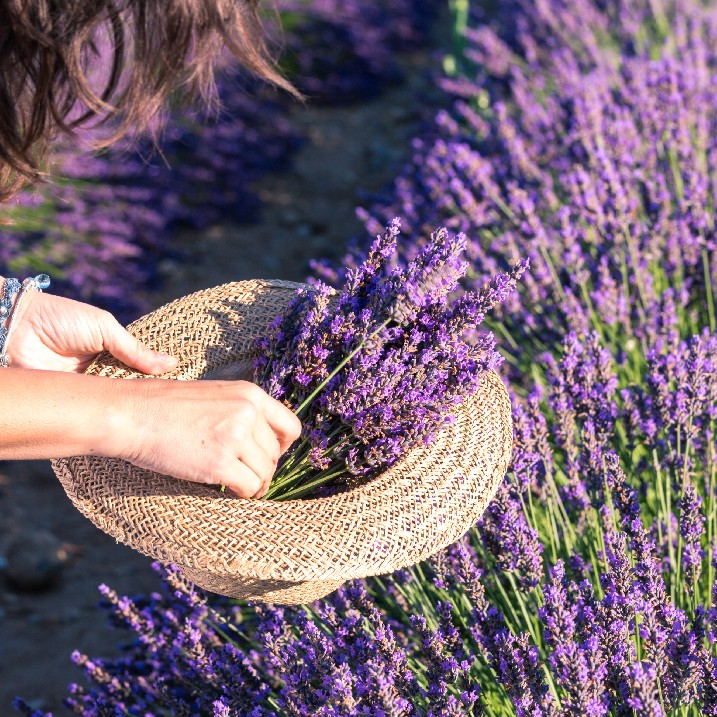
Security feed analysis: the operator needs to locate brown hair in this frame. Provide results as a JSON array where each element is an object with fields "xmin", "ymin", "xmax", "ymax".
[{"xmin": 0, "ymin": 0, "xmax": 297, "ymax": 203}]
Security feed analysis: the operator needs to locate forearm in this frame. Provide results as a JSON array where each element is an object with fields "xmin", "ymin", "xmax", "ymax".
[
  {"xmin": 0, "ymin": 368, "xmax": 126, "ymax": 459},
  {"xmin": 0, "ymin": 275, "xmax": 301, "ymax": 497},
  {"xmin": 0, "ymin": 367, "xmax": 301, "ymax": 497}
]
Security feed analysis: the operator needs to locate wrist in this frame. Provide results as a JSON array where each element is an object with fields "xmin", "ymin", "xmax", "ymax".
[
  {"xmin": 97, "ymin": 376, "xmax": 166, "ymax": 464},
  {"xmin": 0, "ymin": 277, "xmax": 22, "ymax": 354},
  {"xmin": 0, "ymin": 274, "xmax": 51, "ymax": 367}
]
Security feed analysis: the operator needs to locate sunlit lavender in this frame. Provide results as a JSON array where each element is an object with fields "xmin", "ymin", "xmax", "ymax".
[
  {"xmin": 327, "ymin": 0, "xmax": 717, "ymax": 369},
  {"xmin": 255, "ymin": 218, "xmax": 525, "ymax": 499}
]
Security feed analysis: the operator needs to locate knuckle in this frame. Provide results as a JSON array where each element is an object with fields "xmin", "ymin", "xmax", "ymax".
[
  {"xmin": 98, "ymin": 308, "xmax": 119, "ymax": 329},
  {"xmin": 234, "ymin": 398, "xmax": 258, "ymax": 424},
  {"xmin": 264, "ymin": 457, "xmax": 277, "ymax": 481},
  {"xmin": 262, "ymin": 435, "xmax": 281, "ymax": 464},
  {"xmin": 205, "ymin": 457, "xmax": 231, "ymax": 486},
  {"xmin": 236, "ymin": 380, "xmax": 262, "ymax": 399},
  {"xmin": 226, "ymin": 419, "xmax": 249, "ymax": 444},
  {"xmin": 289, "ymin": 414, "xmax": 302, "ymax": 438}
]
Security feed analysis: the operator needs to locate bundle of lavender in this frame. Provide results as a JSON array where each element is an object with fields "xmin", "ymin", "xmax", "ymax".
[{"xmin": 254, "ymin": 218, "xmax": 527, "ymax": 500}]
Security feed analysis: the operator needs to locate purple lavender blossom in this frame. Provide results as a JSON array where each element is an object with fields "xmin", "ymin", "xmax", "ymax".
[
  {"xmin": 476, "ymin": 482, "xmax": 543, "ymax": 589},
  {"xmin": 256, "ymin": 219, "xmax": 526, "ymax": 499},
  {"xmin": 679, "ymin": 484, "xmax": 706, "ymax": 587},
  {"xmin": 626, "ymin": 661, "xmax": 666, "ymax": 717}
]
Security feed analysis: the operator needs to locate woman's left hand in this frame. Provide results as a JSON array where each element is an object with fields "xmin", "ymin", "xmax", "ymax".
[{"xmin": 6, "ymin": 290, "xmax": 178, "ymax": 374}]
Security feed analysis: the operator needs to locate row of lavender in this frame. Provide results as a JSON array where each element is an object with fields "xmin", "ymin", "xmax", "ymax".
[
  {"xmin": 0, "ymin": 0, "xmax": 438, "ymax": 322},
  {"xmin": 15, "ymin": 0, "xmax": 717, "ymax": 714}
]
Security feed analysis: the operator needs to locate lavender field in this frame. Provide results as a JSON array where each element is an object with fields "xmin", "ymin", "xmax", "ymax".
[
  {"xmin": 0, "ymin": 0, "xmax": 439, "ymax": 322},
  {"xmin": 8, "ymin": 0, "xmax": 717, "ymax": 714}
]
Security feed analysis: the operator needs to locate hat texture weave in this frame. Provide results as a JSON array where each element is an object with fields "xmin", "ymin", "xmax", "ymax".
[{"xmin": 51, "ymin": 280, "xmax": 513, "ymax": 604}]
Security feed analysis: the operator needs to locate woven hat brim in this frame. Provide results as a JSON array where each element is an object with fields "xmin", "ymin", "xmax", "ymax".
[{"xmin": 51, "ymin": 280, "xmax": 512, "ymax": 599}]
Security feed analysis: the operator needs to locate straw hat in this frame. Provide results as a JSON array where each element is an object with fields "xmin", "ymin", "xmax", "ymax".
[{"xmin": 52, "ymin": 280, "xmax": 513, "ymax": 605}]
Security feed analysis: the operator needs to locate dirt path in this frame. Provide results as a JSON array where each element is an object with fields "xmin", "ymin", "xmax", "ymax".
[
  {"xmin": 0, "ymin": 43, "xmax": 445, "ymax": 714},
  {"xmin": 152, "ymin": 51, "xmax": 442, "ymax": 304}
]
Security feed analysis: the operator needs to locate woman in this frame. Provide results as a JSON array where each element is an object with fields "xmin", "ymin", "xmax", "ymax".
[{"xmin": 0, "ymin": 0, "xmax": 302, "ymax": 499}]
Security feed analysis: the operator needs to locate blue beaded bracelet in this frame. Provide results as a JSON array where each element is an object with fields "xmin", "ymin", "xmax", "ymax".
[
  {"xmin": 0, "ymin": 274, "xmax": 51, "ymax": 367},
  {"xmin": 0, "ymin": 278, "xmax": 21, "ymax": 347}
]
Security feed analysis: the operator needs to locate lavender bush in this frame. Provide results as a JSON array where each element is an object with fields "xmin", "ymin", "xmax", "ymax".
[
  {"xmin": 13, "ymin": 0, "xmax": 717, "ymax": 714},
  {"xmin": 276, "ymin": 0, "xmax": 439, "ymax": 101},
  {"xmin": 320, "ymin": 0, "xmax": 717, "ymax": 374},
  {"xmin": 0, "ymin": 76, "xmax": 299, "ymax": 322}
]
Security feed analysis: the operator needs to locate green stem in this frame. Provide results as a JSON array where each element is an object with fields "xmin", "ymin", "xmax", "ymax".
[
  {"xmin": 703, "ymin": 249, "xmax": 716, "ymax": 332},
  {"xmin": 706, "ymin": 425, "xmax": 716, "ymax": 614},
  {"xmin": 268, "ymin": 468, "xmax": 348, "ymax": 501},
  {"xmin": 294, "ymin": 319, "xmax": 390, "ymax": 416}
]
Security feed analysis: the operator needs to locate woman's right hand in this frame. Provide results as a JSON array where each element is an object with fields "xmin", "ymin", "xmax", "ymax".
[
  {"xmin": 0, "ymin": 368, "xmax": 301, "ymax": 499},
  {"xmin": 109, "ymin": 377, "xmax": 302, "ymax": 499},
  {"xmin": 0, "ymin": 278, "xmax": 301, "ymax": 499}
]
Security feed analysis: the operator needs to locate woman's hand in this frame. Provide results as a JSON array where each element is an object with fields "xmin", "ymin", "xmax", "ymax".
[
  {"xmin": 110, "ymin": 377, "xmax": 302, "ymax": 498},
  {"xmin": 6, "ymin": 290, "xmax": 177, "ymax": 374},
  {"xmin": 0, "ymin": 288, "xmax": 302, "ymax": 498},
  {"xmin": 1, "ymin": 368, "xmax": 302, "ymax": 499}
]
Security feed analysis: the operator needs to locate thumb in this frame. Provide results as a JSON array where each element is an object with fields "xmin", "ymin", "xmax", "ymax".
[{"xmin": 101, "ymin": 316, "xmax": 178, "ymax": 375}]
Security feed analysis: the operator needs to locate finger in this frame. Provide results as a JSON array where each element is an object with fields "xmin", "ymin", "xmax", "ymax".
[
  {"xmin": 237, "ymin": 438, "xmax": 277, "ymax": 491},
  {"xmin": 101, "ymin": 316, "xmax": 178, "ymax": 374},
  {"xmin": 253, "ymin": 418, "xmax": 281, "ymax": 464},
  {"xmin": 243, "ymin": 384, "xmax": 302, "ymax": 453},
  {"xmin": 218, "ymin": 461, "xmax": 263, "ymax": 499},
  {"xmin": 254, "ymin": 483, "xmax": 270, "ymax": 500},
  {"xmin": 252, "ymin": 420, "xmax": 281, "ymax": 497}
]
